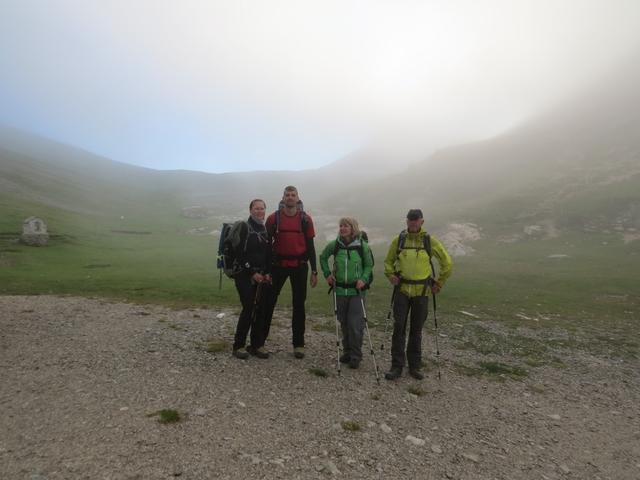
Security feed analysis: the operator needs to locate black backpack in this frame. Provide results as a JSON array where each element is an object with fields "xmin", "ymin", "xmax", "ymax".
[
  {"xmin": 217, "ymin": 221, "xmax": 253, "ymax": 279},
  {"xmin": 332, "ymin": 231, "xmax": 374, "ymax": 289}
]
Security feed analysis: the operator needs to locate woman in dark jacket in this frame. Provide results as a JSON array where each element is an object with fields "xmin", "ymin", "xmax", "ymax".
[{"xmin": 231, "ymin": 199, "xmax": 272, "ymax": 359}]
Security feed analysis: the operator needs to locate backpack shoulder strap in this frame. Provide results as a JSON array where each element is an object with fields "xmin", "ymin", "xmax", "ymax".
[
  {"xmin": 423, "ymin": 233, "xmax": 432, "ymax": 257},
  {"xmin": 396, "ymin": 230, "xmax": 408, "ymax": 255}
]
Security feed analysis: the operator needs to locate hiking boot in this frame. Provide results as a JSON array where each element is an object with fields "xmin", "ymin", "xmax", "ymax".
[
  {"xmin": 339, "ymin": 353, "xmax": 351, "ymax": 364},
  {"xmin": 409, "ymin": 368, "xmax": 424, "ymax": 380},
  {"xmin": 348, "ymin": 358, "xmax": 360, "ymax": 369},
  {"xmin": 232, "ymin": 348, "xmax": 249, "ymax": 360},
  {"xmin": 293, "ymin": 347, "xmax": 305, "ymax": 359},
  {"xmin": 384, "ymin": 367, "xmax": 402, "ymax": 380},
  {"xmin": 253, "ymin": 347, "xmax": 269, "ymax": 359}
]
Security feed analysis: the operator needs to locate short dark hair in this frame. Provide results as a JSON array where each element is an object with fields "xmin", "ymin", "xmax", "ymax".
[
  {"xmin": 283, "ymin": 185, "xmax": 298, "ymax": 195},
  {"xmin": 406, "ymin": 209, "xmax": 423, "ymax": 220},
  {"xmin": 249, "ymin": 198, "xmax": 266, "ymax": 210}
]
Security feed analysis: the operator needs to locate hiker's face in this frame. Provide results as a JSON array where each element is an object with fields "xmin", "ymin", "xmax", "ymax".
[
  {"xmin": 283, "ymin": 189, "xmax": 299, "ymax": 207},
  {"xmin": 406, "ymin": 218, "xmax": 423, "ymax": 233},
  {"xmin": 339, "ymin": 222, "xmax": 352, "ymax": 239},
  {"xmin": 250, "ymin": 201, "xmax": 266, "ymax": 220}
]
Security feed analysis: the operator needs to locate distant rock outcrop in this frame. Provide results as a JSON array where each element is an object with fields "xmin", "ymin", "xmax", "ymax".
[
  {"xmin": 439, "ymin": 223, "xmax": 481, "ymax": 256},
  {"xmin": 21, "ymin": 216, "xmax": 49, "ymax": 246},
  {"xmin": 181, "ymin": 206, "xmax": 213, "ymax": 219}
]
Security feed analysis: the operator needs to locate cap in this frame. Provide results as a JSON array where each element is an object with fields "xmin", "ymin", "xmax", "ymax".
[{"xmin": 406, "ymin": 209, "xmax": 423, "ymax": 220}]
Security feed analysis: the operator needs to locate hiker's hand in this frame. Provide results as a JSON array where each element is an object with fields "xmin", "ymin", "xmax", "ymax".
[
  {"xmin": 264, "ymin": 274, "xmax": 272, "ymax": 284},
  {"xmin": 252, "ymin": 273, "xmax": 264, "ymax": 283},
  {"xmin": 326, "ymin": 275, "xmax": 335, "ymax": 286},
  {"xmin": 389, "ymin": 275, "xmax": 401, "ymax": 286},
  {"xmin": 310, "ymin": 272, "xmax": 318, "ymax": 288},
  {"xmin": 431, "ymin": 281, "xmax": 442, "ymax": 294},
  {"xmin": 355, "ymin": 280, "xmax": 365, "ymax": 290}
]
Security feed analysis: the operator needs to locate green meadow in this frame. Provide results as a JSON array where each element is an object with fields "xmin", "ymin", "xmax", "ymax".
[{"xmin": 2, "ymin": 196, "xmax": 637, "ymax": 346}]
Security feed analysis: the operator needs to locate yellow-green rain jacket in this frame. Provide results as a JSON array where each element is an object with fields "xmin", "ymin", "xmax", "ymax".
[{"xmin": 383, "ymin": 228, "xmax": 452, "ymax": 297}]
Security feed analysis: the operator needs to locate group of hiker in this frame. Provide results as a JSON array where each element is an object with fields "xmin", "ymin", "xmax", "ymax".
[{"xmin": 221, "ymin": 185, "xmax": 452, "ymax": 381}]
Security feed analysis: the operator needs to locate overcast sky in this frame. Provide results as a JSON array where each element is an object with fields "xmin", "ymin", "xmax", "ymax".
[{"xmin": 1, "ymin": 0, "xmax": 639, "ymax": 173}]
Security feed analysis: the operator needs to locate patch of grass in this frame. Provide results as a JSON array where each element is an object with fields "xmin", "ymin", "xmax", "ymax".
[
  {"xmin": 308, "ymin": 367, "xmax": 329, "ymax": 378},
  {"xmin": 146, "ymin": 409, "xmax": 182, "ymax": 424},
  {"xmin": 311, "ymin": 320, "xmax": 335, "ymax": 333},
  {"xmin": 479, "ymin": 361, "xmax": 528, "ymax": 380},
  {"xmin": 407, "ymin": 385, "xmax": 426, "ymax": 396},
  {"xmin": 205, "ymin": 339, "xmax": 229, "ymax": 353},
  {"xmin": 341, "ymin": 421, "xmax": 361, "ymax": 432},
  {"xmin": 454, "ymin": 361, "xmax": 528, "ymax": 381},
  {"xmin": 83, "ymin": 263, "xmax": 111, "ymax": 269},
  {"xmin": 370, "ymin": 392, "xmax": 381, "ymax": 401},
  {"xmin": 527, "ymin": 383, "xmax": 546, "ymax": 394}
]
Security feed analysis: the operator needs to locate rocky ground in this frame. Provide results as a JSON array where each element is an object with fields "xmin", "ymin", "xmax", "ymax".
[{"xmin": 1, "ymin": 295, "xmax": 639, "ymax": 480}]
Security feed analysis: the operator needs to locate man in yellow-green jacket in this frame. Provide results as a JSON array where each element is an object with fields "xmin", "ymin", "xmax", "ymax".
[{"xmin": 383, "ymin": 209, "xmax": 452, "ymax": 380}]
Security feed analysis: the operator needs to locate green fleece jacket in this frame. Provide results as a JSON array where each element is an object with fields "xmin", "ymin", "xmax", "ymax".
[{"xmin": 320, "ymin": 236, "xmax": 373, "ymax": 296}]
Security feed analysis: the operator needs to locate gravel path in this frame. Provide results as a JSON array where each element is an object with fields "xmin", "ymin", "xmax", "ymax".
[{"xmin": 1, "ymin": 295, "xmax": 639, "ymax": 479}]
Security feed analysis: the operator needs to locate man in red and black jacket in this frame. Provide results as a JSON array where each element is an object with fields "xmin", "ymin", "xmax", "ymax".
[{"xmin": 263, "ymin": 186, "xmax": 318, "ymax": 358}]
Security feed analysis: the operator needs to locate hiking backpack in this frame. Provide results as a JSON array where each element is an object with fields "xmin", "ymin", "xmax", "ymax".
[
  {"xmin": 271, "ymin": 199, "xmax": 309, "ymax": 236},
  {"xmin": 217, "ymin": 221, "xmax": 254, "ymax": 279}
]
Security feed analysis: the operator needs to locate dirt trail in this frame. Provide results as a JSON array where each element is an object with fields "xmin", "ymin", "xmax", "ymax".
[{"xmin": 1, "ymin": 296, "xmax": 638, "ymax": 479}]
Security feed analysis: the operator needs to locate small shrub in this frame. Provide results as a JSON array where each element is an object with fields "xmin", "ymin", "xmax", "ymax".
[
  {"xmin": 341, "ymin": 421, "xmax": 361, "ymax": 432},
  {"xmin": 146, "ymin": 409, "xmax": 182, "ymax": 424},
  {"xmin": 407, "ymin": 385, "xmax": 426, "ymax": 397},
  {"xmin": 206, "ymin": 339, "xmax": 229, "ymax": 353},
  {"xmin": 308, "ymin": 367, "xmax": 328, "ymax": 378}
]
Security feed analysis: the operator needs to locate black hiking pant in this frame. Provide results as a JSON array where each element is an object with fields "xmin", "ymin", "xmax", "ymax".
[
  {"xmin": 233, "ymin": 271, "xmax": 269, "ymax": 350},
  {"xmin": 263, "ymin": 263, "xmax": 308, "ymax": 348},
  {"xmin": 391, "ymin": 292, "xmax": 428, "ymax": 370}
]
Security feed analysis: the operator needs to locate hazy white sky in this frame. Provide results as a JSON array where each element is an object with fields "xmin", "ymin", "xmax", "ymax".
[{"xmin": 1, "ymin": 0, "xmax": 639, "ymax": 173}]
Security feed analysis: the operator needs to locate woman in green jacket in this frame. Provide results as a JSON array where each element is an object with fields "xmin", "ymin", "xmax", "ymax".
[{"xmin": 319, "ymin": 217, "xmax": 373, "ymax": 369}]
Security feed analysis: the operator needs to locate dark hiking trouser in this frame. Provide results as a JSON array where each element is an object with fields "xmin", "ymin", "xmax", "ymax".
[
  {"xmin": 263, "ymin": 263, "xmax": 308, "ymax": 348},
  {"xmin": 233, "ymin": 271, "xmax": 269, "ymax": 350},
  {"xmin": 391, "ymin": 292, "xmax": 429, "ymax": 370},
  {"xmin": 336, "ymin": 295, "xmax": 365, "ymax": 362}
]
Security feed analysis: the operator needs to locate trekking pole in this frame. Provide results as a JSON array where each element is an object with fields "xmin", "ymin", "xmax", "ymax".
[
  {"xmin": 250, "ymin": 280, "xmax": 263, "ymax": 325},
  {"xmin": 432, "ymin": 291, "xmax": 442, "ymax": 381},
  {"xmin": 381, "ymin": 284, "xmax": 398, "ymax": 352},
  {"xmin": 332, "ymin": 285, "xmax": 342, "ymax": 377},
  {"xmin": 360, "ymin": 292, "xmax": 380, "ymax": 385}
]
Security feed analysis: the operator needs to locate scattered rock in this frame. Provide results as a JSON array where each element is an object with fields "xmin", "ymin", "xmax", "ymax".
[
  {"xmin": 462, "ymin": 452, "xmax": 480, "ymax": 463},
  {"xmin": 216, "ymin": 313, "xmax": 226, "ymax": 319},
  {"xmin": 326, "ymin": 460, "xmax": 341, "ymax": 475},
  {"xmin": 548, "ymin": 414, "xmax": 561, "ymax": 420},
  {"xmin": 380, "ymin": 423, "xmax": 392, "ymax": 434},
  {"xmin": 558, "ymin": 464, "xmax": 571, "ymax": 474},
  {"xmin": 431, "ymin": 445, "xmax": 443, "ymax": 454},
  {"xmin": 21, "ymin": 216, "xmax": 49, "ymax": 246},
  {"xmin": 405, "ymin": 435, "xmax": 426, "ymax": 446}
]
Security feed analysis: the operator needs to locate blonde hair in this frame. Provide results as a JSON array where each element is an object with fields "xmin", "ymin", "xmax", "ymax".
[{"xmin": 339, "ymin": 217, "xmax": 360, "ymax": 239}]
